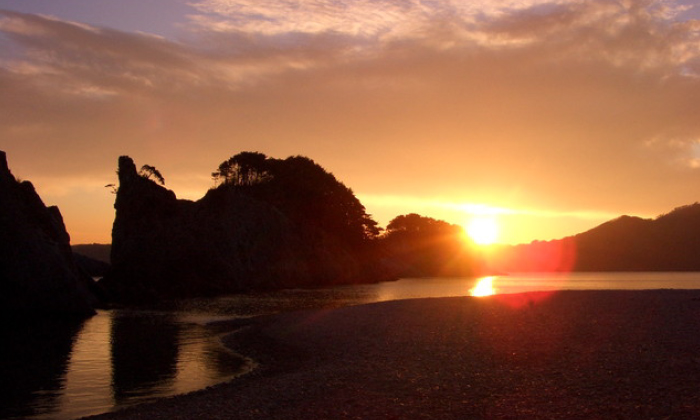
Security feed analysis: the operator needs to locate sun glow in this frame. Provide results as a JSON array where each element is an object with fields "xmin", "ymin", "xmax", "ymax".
[
  {"xmin": 469, "ymin": 276, "xmax": 497, "ymax": 297},
  {"xmin": 466, "ymin": 216, "xmax": 500, "ymax": 245}
]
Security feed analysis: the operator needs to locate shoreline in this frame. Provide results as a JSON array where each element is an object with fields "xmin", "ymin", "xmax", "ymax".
[{"xmin": 85, "ymin": 289, "xmax": 700, "ymax": 419}]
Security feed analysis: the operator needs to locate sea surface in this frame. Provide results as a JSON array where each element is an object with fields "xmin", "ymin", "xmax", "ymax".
[{"xmin": 2, "ymin": 272, "xmax": 700, "ymax": 420}]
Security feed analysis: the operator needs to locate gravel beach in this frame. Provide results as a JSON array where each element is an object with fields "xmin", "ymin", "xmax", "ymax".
[{"xmin": 85, "ymin": 290, "xmax": 700, "ymax": 419}]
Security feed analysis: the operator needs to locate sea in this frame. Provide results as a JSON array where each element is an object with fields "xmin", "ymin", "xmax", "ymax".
[{"xmin": 2, "ymin": 272, "xmax": 700, "ymax": 420}]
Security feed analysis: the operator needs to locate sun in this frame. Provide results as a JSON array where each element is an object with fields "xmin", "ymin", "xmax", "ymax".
[{"xmin": 465, "ymin": 216, "xmax": 499, "ymax": 245}]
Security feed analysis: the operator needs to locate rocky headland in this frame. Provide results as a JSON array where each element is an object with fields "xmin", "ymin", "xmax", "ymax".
[
  {"xmin": 100, "ymin": 154, "xmax": 389, "ymax": 303},
  {"xmin": 0, "ymin": 151, "xmax": 97, "ymax": 316}
]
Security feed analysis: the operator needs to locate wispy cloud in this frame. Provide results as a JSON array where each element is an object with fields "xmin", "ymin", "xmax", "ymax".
[
  {"xmin": 2, "ymin": 1, "xmax": 700, "ymax": 243},
  {"xmin": 186, "ymin": 0, "xmax": 699, "ymax": 63}
]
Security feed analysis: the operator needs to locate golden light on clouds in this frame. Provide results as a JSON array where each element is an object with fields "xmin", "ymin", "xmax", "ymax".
[{"xmin": 2, "ymin": 1, "xmax": 700, "ymax": 244}]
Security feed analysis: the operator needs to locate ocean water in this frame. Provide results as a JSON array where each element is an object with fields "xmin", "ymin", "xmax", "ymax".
[{"xmin": 2, "ymin": 272, "xmax": 700, "ymax": 419}]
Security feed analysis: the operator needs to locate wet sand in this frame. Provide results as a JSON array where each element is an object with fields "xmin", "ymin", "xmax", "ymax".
[{"xmin": 85, "ymin": 290, "xmax": 700, "ymax": 419}]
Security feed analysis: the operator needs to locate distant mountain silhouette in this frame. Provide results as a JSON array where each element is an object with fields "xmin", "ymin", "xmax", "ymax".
[
  {"xmin": 0, "ymin": 151, "xmax": 98, "ymax": 316},
  {"xmin": 72, "ymin": 243, "xmax": 111, "ymax": 264},
  {"xmin": 491, "ymin": 203, "xmax": 700, "ymax": 272}
]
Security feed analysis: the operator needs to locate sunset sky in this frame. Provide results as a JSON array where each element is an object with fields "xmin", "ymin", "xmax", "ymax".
[{"xmin": 2, "ymin": 0, "xmax": 700, "ymax": 245}]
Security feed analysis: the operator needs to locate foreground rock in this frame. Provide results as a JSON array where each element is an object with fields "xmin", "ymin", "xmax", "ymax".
[
  {"xmin": 87, "ymin": 290, "xmax": 700, "ymax": 420},
  {"xmin": 0, "ymin": 151, "xmax": 97, "ymax": 316},
  {"xmin": 101, "ymin": 154, "xmax": 387, "ymax": 303}
]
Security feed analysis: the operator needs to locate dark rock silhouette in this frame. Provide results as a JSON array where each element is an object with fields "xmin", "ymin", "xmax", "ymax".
[
  {"xmin": 491, "ymin": 203, "xmax": 700, "ymax": 272},
  {"xmin": 101, "ymin": 154, "xmax": 388, "ymax": 303},
  {"xmin": 0, "ymin": 150, "xmax": 97, "ymax": 316}
]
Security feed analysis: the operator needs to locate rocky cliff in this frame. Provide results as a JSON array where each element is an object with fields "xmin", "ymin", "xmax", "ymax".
[
  {"xmin": 0, "ymin": 151, "xmax": 97, "ymax": 316},
  {"xmin": 101, "ymin": 155, "xmax": 384, "ymax": 303}
]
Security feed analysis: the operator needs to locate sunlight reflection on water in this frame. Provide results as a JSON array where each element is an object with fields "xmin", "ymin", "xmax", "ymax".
[
  {"xmin": 469, "ymin": 276, "xmax": 497, "ymax": 297},
  {"xmin": 481, "ymin": 271, "xmax": 700, "ymax": 294},
  {"xmin": 5, "ymin": 272, "xmax": 700, "ymax": 420}
]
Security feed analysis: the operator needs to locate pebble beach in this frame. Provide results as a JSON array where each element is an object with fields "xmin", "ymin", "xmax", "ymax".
[{"xmin": 85, "ymin": 290, "xmax": 700, "ymax": 419}]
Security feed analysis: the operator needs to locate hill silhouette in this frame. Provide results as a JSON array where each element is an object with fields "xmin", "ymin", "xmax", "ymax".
[
  {"xmin": 490, "ymin": 203, "xmax": 700, "ymax": 272},
  {"xmin": 72, "ymin": 243, "xmax": 111, "ymax": 264}
]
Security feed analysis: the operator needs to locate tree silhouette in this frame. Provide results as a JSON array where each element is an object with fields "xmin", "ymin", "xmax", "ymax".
[
  {"xmin": 139, "ymin": 165, "xmax": 165, "ymax": 185},
  {"xmin": 386, "ymin": 213, "xmax": 458, "ymax": 235},
  {"xmin": 211, "ymin": 152, "xmax": 380, "ymax": 244},
  {"xmin": 105, "ymin": 183, "xmax": 118, "ymax": 194},
  {"xmin": 211, "ymin": 152, "xmax": 270, "ymax": 186},
  {"xmin": 270, "ymin": 155, "xmax": 380, "ymax": 243},
  {"xmin": 382, "ymin": 213, "xmax": 473, "ymax": 276}
]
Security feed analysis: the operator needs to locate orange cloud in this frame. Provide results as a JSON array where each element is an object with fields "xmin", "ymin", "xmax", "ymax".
[{"xmin": 2, "ymin": 1, "xmax": 700, "ymax": 244}]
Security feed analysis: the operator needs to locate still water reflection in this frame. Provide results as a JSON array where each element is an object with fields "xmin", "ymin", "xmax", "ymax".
[
  {"xmin": 3, "ymin": 272, "xmax": 700, "ymax": 419},
  {"xmin": 0, "ymin": 311, "xmax": 249, "ymax": 420}
]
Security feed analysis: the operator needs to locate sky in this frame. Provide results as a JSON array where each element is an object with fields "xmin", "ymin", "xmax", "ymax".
[{"xmin": 2, "ymin": 0, "xmax": 700, "ymax": 245}]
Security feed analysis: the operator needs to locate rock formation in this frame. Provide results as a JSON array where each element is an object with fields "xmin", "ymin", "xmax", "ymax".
[
  {"xmin": 0, "ymin": 151, "xmax": 97, "ymax": 316},
  {"xmin": 101, "ymin": 155, "xmax": 387, "ymax": 303}
]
